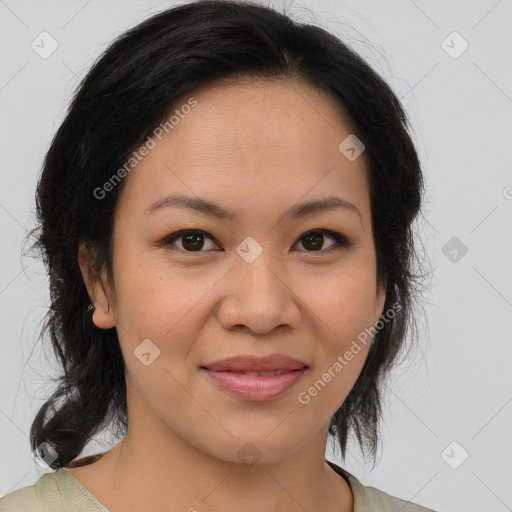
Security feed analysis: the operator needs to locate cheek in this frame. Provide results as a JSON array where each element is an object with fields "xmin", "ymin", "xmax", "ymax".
[
  {"xmin": 293, "ymin": 265, "xmax": 377, "ymax": 393},
  {"xmin": 300, "ymin": 266, "xmax": 379, "ymax": 339},
  {"xmin": 112, "ymin": 246, "xmax": 219, "ymax": 368},
  {"xmin": 295, "ymin": 275, "xmax": 375, "ymax": 416}
]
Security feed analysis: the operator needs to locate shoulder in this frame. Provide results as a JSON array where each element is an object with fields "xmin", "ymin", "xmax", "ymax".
[
  {"xmin": 0, "ymin": 486, "xmax": 39, "ymax": 511},
  {"xmin": 0, "ymin": 469, "xmax": 106, "ymax": 512},
  {"xmin": 357, "ymin": 481, "xmax": 437, "ymax": 511},
  {"xmin": 0, "ymin": 472, "xmax": 55, "ymax": 512},
  {"xmin": 326, "ymin": 460, "xmax": 438, "ymax": 512}
]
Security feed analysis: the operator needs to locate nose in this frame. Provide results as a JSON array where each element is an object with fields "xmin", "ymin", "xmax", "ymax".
[{"xmin": 215, "ymin": 253, "xmax": 301, "ymax": 336}]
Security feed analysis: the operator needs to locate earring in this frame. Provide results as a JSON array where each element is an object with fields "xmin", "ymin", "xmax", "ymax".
[{"xmin": 87, "ymin": 303, "xmax": 109, "ymax": 313}]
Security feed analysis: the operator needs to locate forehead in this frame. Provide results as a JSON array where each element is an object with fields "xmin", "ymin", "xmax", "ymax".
[
  {"xmin": 118, "ymin": 77, "xmax": 370, "ymax": 223},
  {"xmin": 170, "ymin": 77, "xmax": 356, "ymax": 163}
]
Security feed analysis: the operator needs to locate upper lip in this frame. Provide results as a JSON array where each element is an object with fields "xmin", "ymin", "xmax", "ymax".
[{"xmin": 201, "ymin": 354, "xmax": 308, "ymax": 372}]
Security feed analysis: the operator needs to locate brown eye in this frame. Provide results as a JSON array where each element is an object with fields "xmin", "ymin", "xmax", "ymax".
[
  {"xmin": 300, "ymin": 231, "xmax": 327, "ymax": 251},
  {"xmin": 295, "ymin": 230, "xmax": 350, "ymax": 253},
  {"xmin": 163, "ymin": 230, "xmax": 218, "ymax": 252}
]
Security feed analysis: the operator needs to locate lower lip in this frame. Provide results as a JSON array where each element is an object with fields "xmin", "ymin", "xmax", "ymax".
[{"xmin": 201, "ymin": 367, "xmax": 308, "ymax": 402}]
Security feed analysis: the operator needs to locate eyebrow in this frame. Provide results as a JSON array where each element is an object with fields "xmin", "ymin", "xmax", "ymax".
[{"xmin": 145, "ymin": 194, "xmax": 362, "ymax": 224}]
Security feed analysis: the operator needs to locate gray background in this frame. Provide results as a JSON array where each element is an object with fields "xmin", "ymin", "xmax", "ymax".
[{"xmin": 1, "ymin": 1, "xmax": 511, "ymax": 511}]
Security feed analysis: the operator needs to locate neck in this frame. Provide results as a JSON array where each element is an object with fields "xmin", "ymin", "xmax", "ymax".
[{"xmin": 73, "ymin": 422, "xmax": 353, "ymax": 512}]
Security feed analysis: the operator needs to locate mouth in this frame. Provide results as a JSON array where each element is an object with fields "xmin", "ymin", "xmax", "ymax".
[
  {"xmin": 200, "ymin": 366, "xmax": 309, "ymax": 402},
  {"xmin": 201, "ymin": 353, "xmax": 308, "ymax": 373},
  {"xmin": 204, "ymin": 368, "xmax": 303, "ymax": 376}
]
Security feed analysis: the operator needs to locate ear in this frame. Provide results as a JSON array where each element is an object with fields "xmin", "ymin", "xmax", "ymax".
[{"xmin": 78, "ymin": 242, "xmax": 116, "ymax": 330}]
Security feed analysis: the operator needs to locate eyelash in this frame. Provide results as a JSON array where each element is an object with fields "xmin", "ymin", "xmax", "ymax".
[{"xmin": 159, "ymin": 228, "xmax": 352, "ymax": 255}]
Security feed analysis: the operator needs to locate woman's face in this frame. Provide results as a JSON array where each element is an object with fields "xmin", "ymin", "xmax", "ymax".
[{"xmin": 85, "ymin": 77, "xmax": 386, "ymax": 465}]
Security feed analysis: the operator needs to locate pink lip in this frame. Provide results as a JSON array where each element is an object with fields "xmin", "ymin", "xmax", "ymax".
[
  {"xmin": 201, "ymin": 368, "xmax": 308, "ymax": 402},
  {"xmin": 201, "ymin": 353, "xmax": 307, "ymax": 373}
]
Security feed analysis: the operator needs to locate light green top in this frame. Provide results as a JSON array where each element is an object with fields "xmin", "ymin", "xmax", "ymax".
[{"xmin": 0, "ymin": 460, "xmax": 436, "ymax": 511}]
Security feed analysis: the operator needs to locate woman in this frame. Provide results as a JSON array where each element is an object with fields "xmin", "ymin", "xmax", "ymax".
[{"xmin": 0, "ymin": 1, "xmax": 434, "ymax": 510}]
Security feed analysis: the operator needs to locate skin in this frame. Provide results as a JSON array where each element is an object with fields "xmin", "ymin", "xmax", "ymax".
[{"xmin": 74, "ymin": 77, "xmax": 386, "ymax": 512}]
